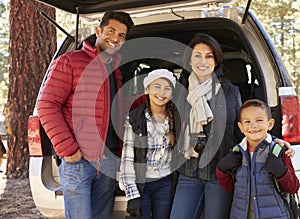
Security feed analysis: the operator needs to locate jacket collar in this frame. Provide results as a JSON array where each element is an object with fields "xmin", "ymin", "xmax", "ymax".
[
  {"xmin": 82, "ymin": 41, "xmax": 122, "ymax": 69},
  {"xmin": 239, "ymin": 133, "xmax": 272, "ymax": 151}
]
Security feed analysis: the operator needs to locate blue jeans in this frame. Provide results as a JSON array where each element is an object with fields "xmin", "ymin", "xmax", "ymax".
[
  {"xmin": 131, "ymin": 175, "xmax": 173, "ymax": 219},
  {"xmin": 170, "ymin": 173, "xmax": 233, "ymax": 219},
  {"xmin": 59, "ymin": 158, "xmax": 116, "ymax": 219}
]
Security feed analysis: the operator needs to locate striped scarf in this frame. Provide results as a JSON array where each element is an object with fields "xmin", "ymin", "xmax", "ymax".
[{"xmin": 183, "ymin": 73, "xmax": 220, "ymax": 159}]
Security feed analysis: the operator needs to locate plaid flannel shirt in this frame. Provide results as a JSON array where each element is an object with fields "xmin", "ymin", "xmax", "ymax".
[{"xmin": 119, "ymin": 111, "xmax": 172, "ymax": 200}]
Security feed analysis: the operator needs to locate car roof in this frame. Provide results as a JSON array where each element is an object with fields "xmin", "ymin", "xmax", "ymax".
[{"xmin": 34, "ymin": 0, "xmax": 235, "ymax": 14}]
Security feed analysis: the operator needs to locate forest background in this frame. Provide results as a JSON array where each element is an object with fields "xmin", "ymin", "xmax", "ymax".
[{"xmin": 0, "ymin": 0, "xmax": 299, "ymax": 178}]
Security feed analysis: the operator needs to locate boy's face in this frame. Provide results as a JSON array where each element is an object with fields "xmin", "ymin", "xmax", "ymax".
[{"xmin": 238, "ymin": 106, "xmax": 275, "ymax": 148}]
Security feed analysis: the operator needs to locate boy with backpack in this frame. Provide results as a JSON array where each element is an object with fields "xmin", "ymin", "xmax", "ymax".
[{"xmin": 216, "ymin": 99, "xmax": 299, "ymax": 219}]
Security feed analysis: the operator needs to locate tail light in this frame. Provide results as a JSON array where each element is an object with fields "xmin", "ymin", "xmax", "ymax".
[
  {"xmin": 28, "ymin": 115, "xmax": 43, "ymax": 156},
  {"xmin": 279, "ymin": 87, "xmax": 300, "ymax": 144}
]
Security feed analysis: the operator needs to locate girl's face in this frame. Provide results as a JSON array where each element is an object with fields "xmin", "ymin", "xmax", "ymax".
[
  {"xmin": 190, "ymin": 43, "xmax": 216, "ymax": 83},
  {"xmin": 145, "ymin": 78, "xmax": 173, "ymax": 108},
  {"xmin": 238, "ymin": 106, "xmax": 275, "ymax": 148}
]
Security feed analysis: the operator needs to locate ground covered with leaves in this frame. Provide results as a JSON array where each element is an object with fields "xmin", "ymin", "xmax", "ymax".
[{"xmin": 0, "ymin": 156, "xmax": 45, "ymax": 218}]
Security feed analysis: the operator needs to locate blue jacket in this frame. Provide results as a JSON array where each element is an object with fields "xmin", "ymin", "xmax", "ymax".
[{"xmin": 231, "ymin": 137, "xmax": 289, "ymax": 219}]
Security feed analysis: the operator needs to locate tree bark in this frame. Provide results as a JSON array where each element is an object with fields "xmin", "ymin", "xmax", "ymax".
[{"xmin": 5, "ymin": 0, "xmax": 56, "ymax": 178}]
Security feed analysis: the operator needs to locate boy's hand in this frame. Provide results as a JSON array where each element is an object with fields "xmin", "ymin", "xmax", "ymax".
[
  {"xmin": 126, "ymin": 197, "xmax": 142, "ymax": 217},
  {"xmin": 217, "ymin": 151, "xmax": 242, "ymax": 174},
  {"xmin": 265, "ymin": 153, "xmax": 287, "ymax": 178}
]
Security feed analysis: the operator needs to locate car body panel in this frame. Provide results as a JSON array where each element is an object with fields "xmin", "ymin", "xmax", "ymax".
[
  {"xmin": 34, "ymin": 0, "xmax": 235, "ymax": 14},
  {"xmin": 29, "ymin": 158, "xmax": 65, "ymax": 218}
]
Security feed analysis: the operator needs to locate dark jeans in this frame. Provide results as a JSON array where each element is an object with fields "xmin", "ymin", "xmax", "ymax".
[
  {"xmin": 170, "ymin": 173, "xmax": 233, "ymax": 219},
  {"xmin": 131, "ymin": 175, "xmax": 173, "ymax": 219}
]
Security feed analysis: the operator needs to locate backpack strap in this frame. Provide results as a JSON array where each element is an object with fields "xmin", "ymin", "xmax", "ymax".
[
  {"xmin": 231, "ymin": 143, "xmax": 286, "ymax": 188},
  {"xmin": 269, "ymin": 142, "xmax": 289, "ymax": 199},
  {"xmin": 232, "ymin": 142, "xmax": 285, "ymax": 156},
  {"xmin": 232, "ymin": 145, "xmax": 240, "ymax": 152},
  {"xmin": 271, "ymin": 143, "xmax": 285, "ymax": 158},
  {"xmin": 231, "ymin": 145, "xmax": 240, "ymax": 182},
  {"xmin": 270, "ymin": 144, "xmax": 298, "ymax": 219}
]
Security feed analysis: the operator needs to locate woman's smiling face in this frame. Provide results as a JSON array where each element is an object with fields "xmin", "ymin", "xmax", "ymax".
[{"xmin": 190, "ymin": 43, "xmax": 216, "ymax": 83}]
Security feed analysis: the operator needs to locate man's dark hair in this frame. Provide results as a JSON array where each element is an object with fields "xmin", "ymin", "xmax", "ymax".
[{"xmin": 100, "ymin": 11, "xmax": 134, "ymax": 31}]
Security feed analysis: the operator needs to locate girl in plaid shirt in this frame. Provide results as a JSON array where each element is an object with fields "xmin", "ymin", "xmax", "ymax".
[{"xmin": 119, "ymin": 69, "xmax": 179, "ymax": 219}]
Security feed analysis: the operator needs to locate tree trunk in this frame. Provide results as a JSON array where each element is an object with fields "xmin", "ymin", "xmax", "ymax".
[{"xmin": 4, "ymin": 0, "xmax": 56, "ymax": 178}]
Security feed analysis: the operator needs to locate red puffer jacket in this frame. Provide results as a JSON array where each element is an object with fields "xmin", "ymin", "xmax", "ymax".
[{"xmin": 37, "ymin": 41, "xmax": 123, "ymax": 162}]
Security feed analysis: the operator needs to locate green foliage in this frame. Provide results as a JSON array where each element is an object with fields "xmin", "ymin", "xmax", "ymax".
[
  {"xmin": 55, "ymin": 9, "xmax": 76, "ymax": 45},
  {"xmin": 0, "ymin": 1, "xmax": 9, "ymax": 113},
  {"xmin": 55, "ymin": 9, "xmax": 90, "ymax": 46},
  {"xmin": 236, "ymin": 0, "xmax": 300, "ymax": 96}
]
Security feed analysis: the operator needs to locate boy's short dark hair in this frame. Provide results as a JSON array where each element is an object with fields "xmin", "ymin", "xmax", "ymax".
[
  {"xmin": 100, "ymin": 11, "xmax": 134, "ymax": 31},
  {"xmin": 239, "ymin": 99, "xmax": 272, "ymax": 120}
]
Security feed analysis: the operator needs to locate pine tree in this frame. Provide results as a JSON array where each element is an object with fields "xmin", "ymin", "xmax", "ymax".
[
  {"xmin": 4, "ymin": 0, "xmax": 56, "ymax": 178},
  {"xmin": 0, "ymin": 1, "xmax": 9, "ymax": 111}
]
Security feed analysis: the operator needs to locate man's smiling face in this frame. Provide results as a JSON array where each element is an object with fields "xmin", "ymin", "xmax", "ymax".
[{"xmin": 95, "ymin": 19, "xmax": 128, "ymax": 56}]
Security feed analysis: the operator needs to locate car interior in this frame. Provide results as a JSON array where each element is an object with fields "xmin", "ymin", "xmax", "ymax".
[{"xmin": 78, "ymin": 18, "xmax": 265, "ymax": 102}]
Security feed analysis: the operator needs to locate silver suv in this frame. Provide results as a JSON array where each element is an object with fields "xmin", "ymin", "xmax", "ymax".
[{"xmin": 28, "ymin": 0, "xmax": 300, "ymax": 218}]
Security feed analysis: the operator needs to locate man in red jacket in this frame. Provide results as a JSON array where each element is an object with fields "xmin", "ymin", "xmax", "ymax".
[{"xmin": 37, "ymin": 11, "xmax": 134, "ymax": 219}]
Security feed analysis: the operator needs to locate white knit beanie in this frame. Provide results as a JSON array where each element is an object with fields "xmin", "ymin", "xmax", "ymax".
[{"xmin": 143, "ymin": 69, "xmax": 176, "ymax": 89}]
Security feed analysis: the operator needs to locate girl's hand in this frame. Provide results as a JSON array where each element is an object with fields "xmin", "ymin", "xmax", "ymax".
[{"xmin": 274, "ymin": 139, "xmax": 295, "ymax": 158}]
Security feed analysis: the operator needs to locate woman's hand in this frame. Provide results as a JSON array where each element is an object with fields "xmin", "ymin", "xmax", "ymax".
[{"xmin": 274, "ymin": 139, "xmax": 295, "ymax": 158}]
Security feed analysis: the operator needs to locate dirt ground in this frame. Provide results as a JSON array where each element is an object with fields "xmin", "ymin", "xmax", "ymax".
[{"xmin": 0, "ymin": 155, "xmax": 46, "ymax": 218}]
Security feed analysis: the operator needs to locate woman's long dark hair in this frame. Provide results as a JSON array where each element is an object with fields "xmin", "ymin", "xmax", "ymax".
[{"xmin": 179, "ymin": 33, "xmax": 226, "ymax": 88}]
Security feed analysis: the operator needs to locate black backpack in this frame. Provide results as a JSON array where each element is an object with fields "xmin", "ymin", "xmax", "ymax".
[
  {"xmin": 270, "ymin": 143, "xmax": 300, "ymax": 219},
  {"xmin": 232, "ymin": 143, "xmax": 300, "ymax": 219}
]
